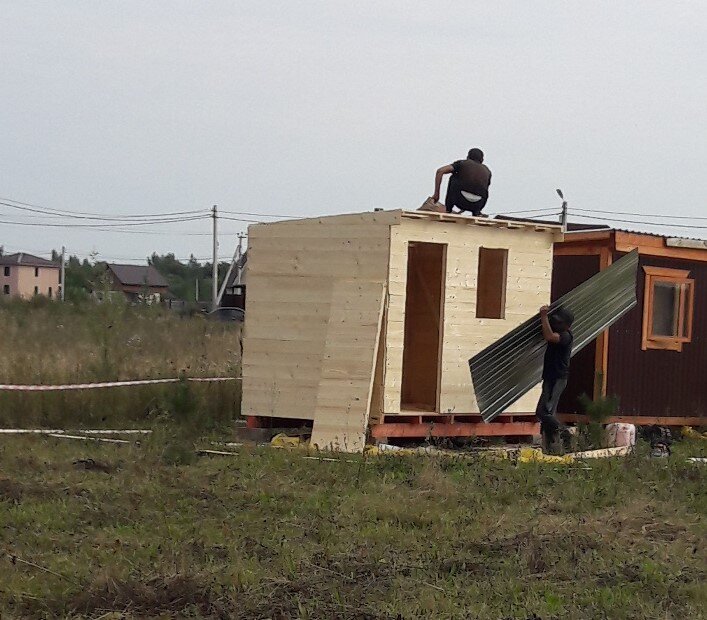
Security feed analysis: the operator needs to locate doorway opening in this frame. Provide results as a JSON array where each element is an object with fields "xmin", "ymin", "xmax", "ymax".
[{"xmin": 400, "ymin": 242, "xmax": 446, "ymax": 412}]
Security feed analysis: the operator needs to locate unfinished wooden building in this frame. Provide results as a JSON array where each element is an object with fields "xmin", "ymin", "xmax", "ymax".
[{"xmin": 241, "ymin": 210, "xmax": 562, "ymax": 451}]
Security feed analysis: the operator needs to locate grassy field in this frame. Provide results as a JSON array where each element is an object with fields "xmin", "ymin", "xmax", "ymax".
[
  {"xmin": 0, "ymin": 299, "xmax": 241, "ymax": 428},
  {"xmin": 1, "ymin": 435, "xmax": 704, "ymax": 619}
]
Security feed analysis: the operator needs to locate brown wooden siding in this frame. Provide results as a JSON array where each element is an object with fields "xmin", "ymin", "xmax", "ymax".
[
  {"xmin": 606, "ymin": 253, "xmax": 707, "ymax": 418},
  {"xmin": 551, "ymin": 254, "xmax": 600, "ymax": 414}
]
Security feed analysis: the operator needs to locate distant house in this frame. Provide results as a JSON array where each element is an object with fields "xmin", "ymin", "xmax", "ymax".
[
  {"xmin": 553, "ymin": 228, "xmax": 707, "ymax": 427},
  {"xmin": 104, "ymin": 263, "xmax": 169, "ymax": 303},
  {"xmin": 0, "ymin": 253, "xmax": 60, "ymax": 299}
]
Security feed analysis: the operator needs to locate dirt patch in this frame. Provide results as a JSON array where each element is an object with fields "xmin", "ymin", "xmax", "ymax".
[
  {"xmin": 68, "ymin": 572, "xmax": 234, "ymax": 617},
  {"xmin": 0, "ymin": 478, "xmax": 23, "ymax": 503},
  {"xmin": 0, "ymin": 477, "xmax": 73, "ymax": 503},
  {"xmin": 73, "ymin": 458, "xmax": 118, "ymax": 474}
]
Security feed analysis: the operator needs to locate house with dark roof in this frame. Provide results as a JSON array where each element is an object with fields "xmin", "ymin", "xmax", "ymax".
[
  {"xmin": 103, "ymin": 263, "xmax": 170, "ymax": 303},
  {"xmin": 0, "ymin": 252, "xmax": 60, "ymax": 299}
]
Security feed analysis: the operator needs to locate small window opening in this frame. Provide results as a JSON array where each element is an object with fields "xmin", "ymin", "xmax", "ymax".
[
  {"xmin": 35, "ymin": 267, "xmax": 39, "ymax": 277},
  {"xmin": 3, "ymin": 266, "xmax": 9, "ymax": 277},
  {"xmin": 642, "ymin": 266, "xmax": 694, "ymax": 352},
  {"xmin": 3, "ymin": 285, "xmax": 9, "ymax": 295},
  {"xmin": 34, "ymin": 286, "xmax": 39, "ymax": 295},
  {"xmin": 476, "ymin": 248, "xmax": 508, "ymax": 319},
  {"xmin": 48, "ymin": 287, "xmax": 53, "ymax": 298}
]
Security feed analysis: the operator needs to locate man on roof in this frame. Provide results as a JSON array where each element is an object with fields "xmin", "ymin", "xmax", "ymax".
[{"xmin": 432, "ymin": 148, "xmax": 492, "ymax": 216}]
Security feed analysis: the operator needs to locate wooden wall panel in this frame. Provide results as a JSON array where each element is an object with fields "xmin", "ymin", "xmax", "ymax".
[
  {"xmin": 241, "ymin": 213, "xmax": 391, "ymax": 424},
  {"xmin": 383, "ymin": 219, "xmax": 555, "ymax": 414}
]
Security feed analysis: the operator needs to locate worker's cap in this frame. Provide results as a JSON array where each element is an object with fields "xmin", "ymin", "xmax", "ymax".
[{"xmin": 467, "ymin": 148, "xmax": 484, "ymax": 162}]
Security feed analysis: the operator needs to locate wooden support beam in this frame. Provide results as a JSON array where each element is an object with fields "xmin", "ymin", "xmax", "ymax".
[
  {"xmin": 594, "ymin": 247, "xmax": 612, "ymax": 398},
  {"xmin": 558, "ymin": 414, "xmax": 706, "ymax": 426},
  {"xmin": 553, "ymin": 243, "xmax": 609, "ymax": 256},
  {"xmin": 370, "ymin": 421, "xmax": 539, "ymax": 438},
  {"xmin": 615, "ymin": 231, "xmax": 707, "ymax": 262}
]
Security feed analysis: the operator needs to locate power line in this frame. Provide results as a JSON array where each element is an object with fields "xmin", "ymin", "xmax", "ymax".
[
  {"xmin": 490, "ymin": 207, "xmax": 560, "ymax": 215},
  {"xmin": 219, "ymin": 209, "xmax": 300, "ymax": 219},
  {"xmin": 489, "ymin": 211, "xmax": 561, "ymax": 220},
  {"xmin": 570, "ymin": 212, "xmax": 707, "ymax": 230},
  {"xmin": 0, "ymin": 215, "xmax": 209, "ymax": 229},
  {"xmin": 570, "ymin": 206, "xmax": 707, "ymax": 221},
  {"xmin": 218, "ymin": 215, "xmax": 265, "ymax": 224},
  {"xmin": 0, "ymin": 197, "xmax": 207, "ymax": 220}
]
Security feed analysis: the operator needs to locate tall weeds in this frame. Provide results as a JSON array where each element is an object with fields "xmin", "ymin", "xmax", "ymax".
[{"xmin": 0, "ymin": 298, "xmax": 242, "ymax": 428}]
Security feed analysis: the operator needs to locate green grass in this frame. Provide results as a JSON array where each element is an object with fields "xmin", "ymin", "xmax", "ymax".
[
  {"xmin": 1, "ymin": 436, "xmax": 705, "ymax": 619},
  {"xmin": 0, "ymin": 299, "xmax": 241, "ymax": 428}
]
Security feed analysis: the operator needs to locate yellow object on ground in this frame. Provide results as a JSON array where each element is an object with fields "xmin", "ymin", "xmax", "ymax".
[
  {"xmin": 518, "ymin": 447, "xmax": 575, "ymax": 464},
  {"xmin": 270, "ymin": 433, "xmax": 302, "ymax": 448},
  {"xmin": 682, "ymin": 426, "xmax": 707, "ymax": 440}
]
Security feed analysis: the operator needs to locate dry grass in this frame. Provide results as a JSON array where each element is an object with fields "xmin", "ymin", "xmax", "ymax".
[
  {"xmin": 0, "ymin": 436, "xmax": 704, "ymax": 619},
  {"xmin": 0, "ymin": 298, "xmax": 241, "ymax": 428}
]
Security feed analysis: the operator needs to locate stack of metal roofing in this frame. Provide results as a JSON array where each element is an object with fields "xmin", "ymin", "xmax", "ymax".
[{"xmin": 469, "ymin": 249, "xmax": 639, "ymax": 422}]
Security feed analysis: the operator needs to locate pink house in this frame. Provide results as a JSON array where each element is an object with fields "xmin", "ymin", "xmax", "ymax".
[{"xmin": 0, "ymin": 253, "xmax": 60, "ymax": 299}]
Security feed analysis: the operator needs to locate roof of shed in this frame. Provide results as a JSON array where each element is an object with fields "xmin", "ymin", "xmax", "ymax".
[
  {"xmin": 249, "ymin": 209, "xmax": 562, "ymax": 234},
  {"xmin": 0, "ymin": 252, "xmax": 59, "ymax": 268},
  {"xmin": 562, "ymin": 227, "xmax": 707, "ymax": 244},
  {"xmin": 106, "ymin": 263, "xmax": 169, "ymax": 288},
  {"xmin": 495, "ymin": 215, "xmax": 707, "ymax": 245},
  {"xmin": 495, "ymin": 215, "xmax": 608, "ymax": 232},
  {"xmin": 402, "ymin": 210, "xmax": 561, "ymax": 231}
]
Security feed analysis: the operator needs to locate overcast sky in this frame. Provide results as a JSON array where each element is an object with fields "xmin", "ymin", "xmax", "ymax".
[{"xmin": 1, "ymin": 1, "xmax": 706, "ymax": 263}]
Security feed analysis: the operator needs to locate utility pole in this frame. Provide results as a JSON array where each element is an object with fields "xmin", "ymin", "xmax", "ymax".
[
  {"xmin": 211, "ymin": 205, "xmax": 218, "ymax": 311},
  {"xmin": 235, "ymin": 232, "xmax": 245, "ymax": 285},
  {"xmin": 216, "ymin": 232, "xmax": 244, "ymax": 306},
  {"xmin": 195, "ymin": 278, "xmax": 199, "ymax": 302},
  {"xmin": 557, "ymin": 189, "xmax": 568, "ymax": 234},
  {"xmin": 60, "ymin": 245, "xmax": 66, "ymax": 301}
]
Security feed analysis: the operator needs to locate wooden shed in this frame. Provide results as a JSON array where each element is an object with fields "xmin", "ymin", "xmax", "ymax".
[
  {"xmin": 241, "ymin": 209, "xmax": 562, "ymax": 451},
  {"xmin": 553, "ymin": 228, "xmax": 707, "ymax": 427}
]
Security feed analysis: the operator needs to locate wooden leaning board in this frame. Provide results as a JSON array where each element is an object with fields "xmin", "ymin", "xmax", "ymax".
[{"xmin": 309, "ymin": 281, "xmax": 386, "ymax": 452}]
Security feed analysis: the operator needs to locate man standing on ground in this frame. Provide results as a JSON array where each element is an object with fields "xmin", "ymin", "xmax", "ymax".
[
  {"xmin": 536, "ymin": 305, "xmax": 574, "ymax": 452},
  {"xmin": 432, "ymin": 148, "xmax": 492, "ymax": 215}
]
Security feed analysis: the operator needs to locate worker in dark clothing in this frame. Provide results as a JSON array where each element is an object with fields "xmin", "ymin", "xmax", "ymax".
[
  {"xmin": 432, "ymin": 148, "xmax": 492, "ymax": 215},
  {"xmin": 536, "ymin": 305, "xmax": 574, "ymax": 452}
]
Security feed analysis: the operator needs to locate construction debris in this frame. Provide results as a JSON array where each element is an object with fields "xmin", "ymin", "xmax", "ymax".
[
  {"xmin": 197, "ymin": 449, "xmax": 239, "ymax": 457},
  {"xmin": 605, "ymin": 423, "xmax": 636, "ymax": 448},
  {"xmin": 48, "ymin": 433, "xmax": 132, "ymax": 444},
  {"xmin": 418, "ymin": 197, "xmax": 446, "ymax": 213},
  {"xmin": 567, "ymin": 445, "xmax": 633, "ymax": 459}
]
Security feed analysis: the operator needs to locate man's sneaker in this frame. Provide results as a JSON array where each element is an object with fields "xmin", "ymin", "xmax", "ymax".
[{"xmin": 560, "ymin": 427, "xmax": 577, "ymax": 453}]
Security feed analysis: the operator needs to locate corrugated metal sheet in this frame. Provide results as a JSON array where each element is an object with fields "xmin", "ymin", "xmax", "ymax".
[
  {"xmin": 607, "ymin": 253, "xmax": 707, "ymax": 418},
  {"xmin": 469, "ymin": 250, "xmax": 639, "ymax": 422}
]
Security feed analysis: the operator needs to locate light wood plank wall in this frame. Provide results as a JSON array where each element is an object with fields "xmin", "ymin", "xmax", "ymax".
[
  {"xmin": 383, "ymin": 218, "xmax": 557, "ymax": 414},
  {"xmin": 241, "ymin": 212, "xmax": 394, "ymax": 421}
]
